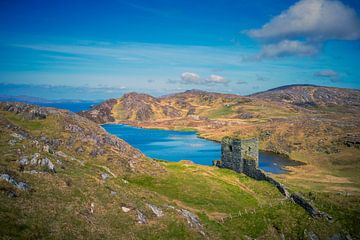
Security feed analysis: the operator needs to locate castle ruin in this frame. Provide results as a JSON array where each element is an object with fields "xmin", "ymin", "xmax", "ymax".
[
  {"xmin": 213, "ymin": 136, "xmax": 332, "ymax": 221},
  {"xmin": 220, "ymin": 137, "xmax": 259, "ymax": 176}
]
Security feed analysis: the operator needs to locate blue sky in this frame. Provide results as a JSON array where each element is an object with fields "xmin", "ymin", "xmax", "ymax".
[{"xmin": 0, "ymin": 0, "xmax": 360, "ymax": 99}]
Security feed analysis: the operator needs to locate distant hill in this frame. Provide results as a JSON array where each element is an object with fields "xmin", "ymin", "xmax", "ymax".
[
  {"xmin": 79, "ymin": 85, "xmax": 360, "ymax": 184},
  {"xmin": 80, "ymin": 85, "xmax": 360, "ymax": 124},
  {"xmin": 0, "ymin": 94, "xmax": 100, "ymax": 104},
  {"xmin": 250, "ymin": 85, "xmax": 360, "ymax": 107},
  {"xmin": 79, "ymin": 89, "xmax": 268, "ymax": 123},
  {"xmin": 0, "ymin": 95, "xmax": 100, "ymax": 112}
]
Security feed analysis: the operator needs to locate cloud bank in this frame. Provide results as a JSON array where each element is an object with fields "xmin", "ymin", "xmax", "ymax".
[{"xmin": 246, "ymin": 0, "xmax": 360, "ymax": 58}]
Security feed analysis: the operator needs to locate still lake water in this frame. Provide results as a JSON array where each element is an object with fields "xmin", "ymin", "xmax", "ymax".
[
  {"xmin": 29, "ymin": 101, "xmax": 98, "ymax": 112},
  {"xmin": 103, "ymin": 124, "xmax": 301, "ymax": 174}
]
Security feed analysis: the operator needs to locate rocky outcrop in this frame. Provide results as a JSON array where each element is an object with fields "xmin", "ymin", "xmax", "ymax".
[
  {"xmin": 177, "ymin": 209, "xmax": 205, "ymax": 236},
  {"xmin": 147, "ymin": 204, "xmax": 164, "ymax": 217},
  {"xmin": 0, "ymin": 102, "xmax": 48, "ymax": 120},
  {"xmin": 136, "ymin": 210, "xmax": 147, "ymax": 224},
  {"xmin": 0, "ymin": 102, "xmax": 162, "ymax": 176},
  {"xmin": 78, "ymin": 98, "xmax": 117, "ymax": 123},
  {"xmin": 0, "ymin": 174, "xmax": 30, "ymax": 191}
]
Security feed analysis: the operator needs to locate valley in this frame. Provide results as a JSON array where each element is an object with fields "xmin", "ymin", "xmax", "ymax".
[
  {"xmin": 80, "ymin": 85, "xmax": 360, "ymax": 193},
  {"xmin": 0, "ymin": 85, "xmax": 359, "ymax": 239}
]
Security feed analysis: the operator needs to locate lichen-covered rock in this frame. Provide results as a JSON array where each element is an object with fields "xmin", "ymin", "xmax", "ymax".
[
  {"xmin": 177, "ymin": 209, "xmax": 204, "ymax": 235},
  {"xmin": 147, "ymin": 204, "xmax": 163, "ymax": 217},
  {"xmin": 40, "ymin": 158, "xmax": 56, "ymax": 173},
  {"xmin": 136, "ymin": 210, "xmax": 147, "ymax": 224}
]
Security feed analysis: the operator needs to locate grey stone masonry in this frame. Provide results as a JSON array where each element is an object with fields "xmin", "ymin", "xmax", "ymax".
[{"xmin": 221, "ymin": 137, "xmax": 259, "ymax": 173}]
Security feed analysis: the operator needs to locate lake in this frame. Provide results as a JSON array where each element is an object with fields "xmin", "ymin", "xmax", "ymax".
[{"xmin": 103, "ymin": 124, "xmax": 301, "ymax": 174}]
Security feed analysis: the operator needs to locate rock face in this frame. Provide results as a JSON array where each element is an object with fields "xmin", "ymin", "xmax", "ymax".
[{"xmin": 79, "ymin": 99, "xmax": 117, "ymax": 123}]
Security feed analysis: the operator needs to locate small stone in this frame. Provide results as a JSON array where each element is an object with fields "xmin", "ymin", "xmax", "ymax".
[
  {"xmin": 101, "ymin": 173, "xmax": 109, "ymax": 180},
  {"xmin": 76, "ymin": 147, "xmax": 84, "ymax": 154},
  {"xmin": 11, "ymin": 133, "xmax": 25, "ymax": 140},
  {"xmin": 121, "ymin": 206, "xmax": 131, "ymax": 213},
  {"xmin": 110, "ymin": 191, "xmax": 117, "ymax": 196},
  {"xmin": 30, "ymin": 153, "xmax": 40, "ymax": 165},
  {"xmin": 19, "ymin": 157, "xmax": 29, "ymax": 166},
  {"xmin": 7, "ymin": 191, "xmax": 17, "ymax": 198},
  {"xmin": 122, "ymin": 179, "xmax": 129, "ymax": 184},
  {"xmin": 43, "ymin": 145, "xmax": 50, "ymax": 153},
  {"xmin": 90, "ymin": 202, "xmax": 95, "ymax": 214},
  {"xmin": 55, "ymin": 151, "xmax": 67, "ymax": 158}
]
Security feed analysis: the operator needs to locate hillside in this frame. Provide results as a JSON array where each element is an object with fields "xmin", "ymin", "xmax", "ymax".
[
  {"xmin": 0, "ymin": 102, "xmax": 359, "ymax": 239},
  {"xmin": 80, "ymin": 86, "xmax": 360, "ymax": 194},
  {"xmin": 250, "ymin": 84, "xmax": 360, "ymax": 108}
]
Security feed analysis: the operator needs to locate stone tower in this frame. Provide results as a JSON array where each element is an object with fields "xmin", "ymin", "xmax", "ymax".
[{"xmin": 220, "ymin": 137, "xmax": 259, "ymax": 173}]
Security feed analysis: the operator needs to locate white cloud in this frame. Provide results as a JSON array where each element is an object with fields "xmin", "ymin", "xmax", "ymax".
[
  {"xmin": 179, "ymin": 72, "xmax": 228, "ymax": 85},
  {"xmin": 206, "ymin": 74, "xmax": 228, "ymax": 84},
  {"xmin": 246, "ymin": 0, "xmax": 360, "ymax": 58},
  {"xmin": 181, "ymin": 72, "xmax": 201, "ymax": 83},
  {"xmin": 259, "ymin": 40, "xmax": 319, "ymax": 58},
  {"xmin": 247, "ymin": 0, "xmax": 360, "ymax": 41},
  {"xmin": 314, "ymin": 69, "xmax": 340, "ymax": 81}
]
